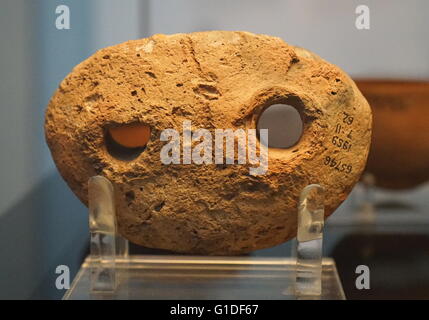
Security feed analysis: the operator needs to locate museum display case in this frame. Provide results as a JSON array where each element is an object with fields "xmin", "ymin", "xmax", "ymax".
[{"xmin": 0, "ymin": 1, "xmax": 428, "ymax": 303}]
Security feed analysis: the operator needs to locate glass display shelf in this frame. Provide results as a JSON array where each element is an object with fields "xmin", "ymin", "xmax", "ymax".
[
  {"xmin": 328, "ymin": 173, "xmax": 429, "ymax": 228},
  {"xmin": 63, "ymin": 255, "xmax": 344, "ymax": 300},
  {"xmin": 63, "ymin": 176, "xmax": 344, "ymax": 300}
]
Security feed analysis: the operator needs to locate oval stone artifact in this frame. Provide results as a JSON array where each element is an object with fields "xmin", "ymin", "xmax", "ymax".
[
  {"xmin": 356, "ymin": 80, "xmax": 429, "ymax": 190},
  {"xmin": 45, "ymin": 31, "xmax": 372, "ymax": 254}
]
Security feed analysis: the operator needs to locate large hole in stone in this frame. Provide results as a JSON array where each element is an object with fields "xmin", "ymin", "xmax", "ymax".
[
  {"xmin": 257, "ymin": 103, "xmax": 303, "ymax": 148},
  {"xmin": 105, "ymin": 123, "xmax": 150, "ymax": 161}
]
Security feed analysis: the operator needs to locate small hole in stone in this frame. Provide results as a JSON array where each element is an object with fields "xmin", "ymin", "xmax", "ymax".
[
  {"xmin": 145, "ymin": 71, "xmax": 156, "ymax": 78},
  {"xmin": 331, "ymin": 91, "xmax": 337, "ymax": 95},
  {"xmin": 131, "ymin": 90, "xmax": 137, "ymax": 96},
  {"xmin": 125, "ymin": 191, "xmax": 135, "ymax": 201},
  {"xmin": 154, "ymin": 201, "xmax": 165, "ymax": 212},
  {"xmin": 176, "ymin": 83, "xmax": 183, "ymax": 87},
  {"xmin": 257, "ymin": 101, "xmax": 303, "ymax": 149}
]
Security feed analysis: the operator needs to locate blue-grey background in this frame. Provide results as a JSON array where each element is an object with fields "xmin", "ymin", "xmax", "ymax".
[{"xmin": 0, "ymin": 0, "xmax": 428, "ymax": 299}]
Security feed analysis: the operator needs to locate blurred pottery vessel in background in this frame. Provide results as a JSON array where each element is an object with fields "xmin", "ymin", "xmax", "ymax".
[{"xmin": 355, "ymin": 80, "xmax": 429, "ymax": 190}]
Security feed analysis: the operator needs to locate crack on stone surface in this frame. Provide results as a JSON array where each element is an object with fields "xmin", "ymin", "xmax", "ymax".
[{"xmin": 186, "ymin": 36, "xmax": 204, "ymax": 77}]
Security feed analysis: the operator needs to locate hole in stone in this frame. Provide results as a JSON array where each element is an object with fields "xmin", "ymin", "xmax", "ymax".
[
  {"xmin": 125, "ymin": 190, "xmax": 135, "ymax": 202},
  {"xmin": 145, "ymin": 71, "xmax": 156, "ymax": 78},
  {"xmin": 105, "ymin": 123, "xmax": 150, "ymax": 161},
  {"xmin": 257, "ymin": 103, "xmax": 303, "ymax": 148},
  {"xmin": 105, "ymin": 132, "xmax": 146, "ymax": 161},
  {"xmin": 154, "ymin": 201, "xmax": 165, "ymax": 212}
]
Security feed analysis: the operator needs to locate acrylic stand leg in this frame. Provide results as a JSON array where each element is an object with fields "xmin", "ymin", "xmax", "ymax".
[
  {"xmin": 63, "ymin": 179, "xmax": 344, "ymax": 300},
  {"xmin": 357, "ymin": 173, "xmax": 376, "ymax": 224},
  {"xmin": 88, "ymin": 176, "xmax": 128, "ymax": 292},
  {"xmin": 294, "ymin": 184, "xmax": 325, "ymax": 297}
]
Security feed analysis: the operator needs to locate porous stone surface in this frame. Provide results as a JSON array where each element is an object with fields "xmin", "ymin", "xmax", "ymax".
[
  {"xmin": 45, "ymin": 31, "xmax": 372, "ymax": 254},
  {"xmin": 356, "ymin": 80, "xmax": 429, "ymax": 189}
]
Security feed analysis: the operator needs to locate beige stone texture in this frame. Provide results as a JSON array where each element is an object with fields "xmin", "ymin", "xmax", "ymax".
[{"xmin": 45, "ymin": 31, "xmax": 372, "ymax": 254}]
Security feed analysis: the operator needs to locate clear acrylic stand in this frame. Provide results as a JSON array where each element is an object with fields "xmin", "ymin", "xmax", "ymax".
[
  {"xmin": 355, "ymin": 173, "xmax": 377, "ymax": 225},
  {"xmin": 295, "ymin": 184, "xmax": 325, "ymax": 296},
  {"xmin": 63, "ymin": 177, "xmax": 344, "ymax": 300},
  {"xmin": 88, "ymin": 176, "xmax": 128, "ymax": 292}
]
